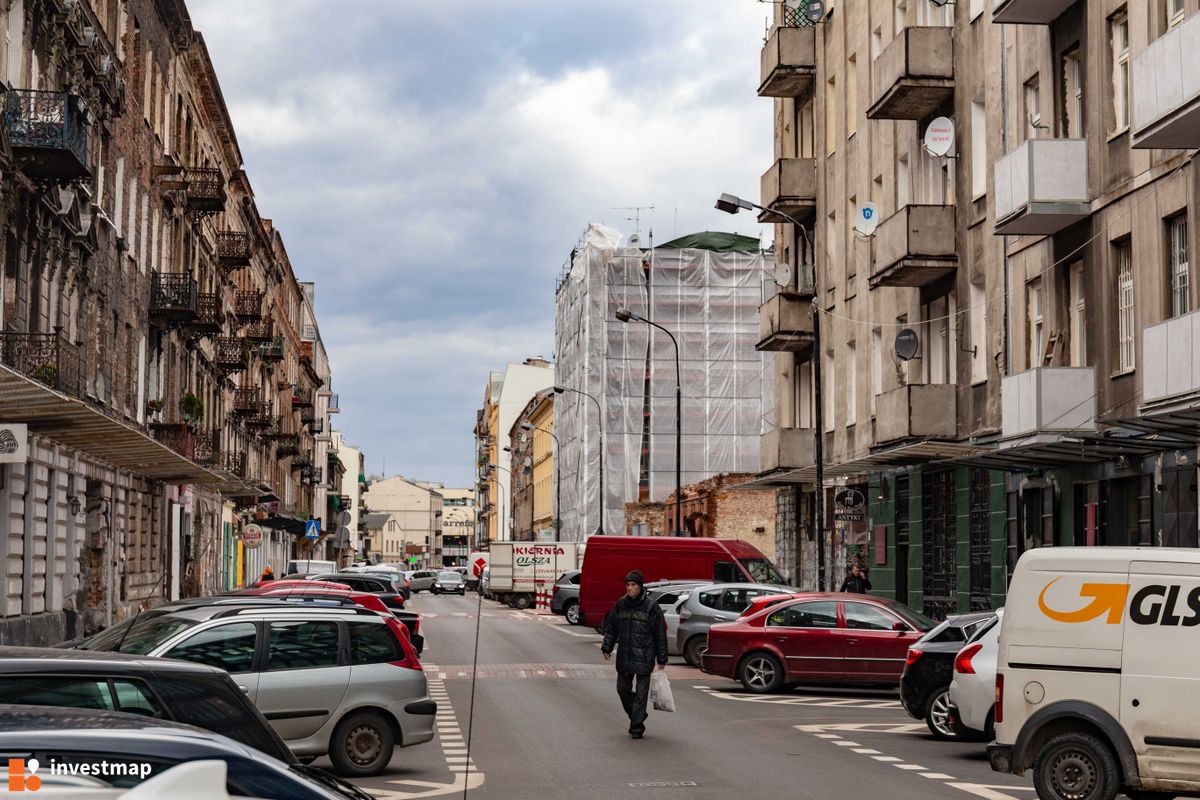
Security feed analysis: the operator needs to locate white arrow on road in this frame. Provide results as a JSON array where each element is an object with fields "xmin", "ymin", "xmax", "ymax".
[
  {"xmin": 371, "ymin": 770, "xmax": 485, "ymax": 799},
  {"xmin": 795, "ymin": 722, "xmax": 927, "ymax": 734}
]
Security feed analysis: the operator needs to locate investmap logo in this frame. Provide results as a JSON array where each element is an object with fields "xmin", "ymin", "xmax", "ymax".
[
  {"xmin": 1039, "ymin": 577, "xmax": 1200, "ymax": 626},
  {"xmin": 7, "ymin": 759, "xmax": 40, "ymax": 792}
]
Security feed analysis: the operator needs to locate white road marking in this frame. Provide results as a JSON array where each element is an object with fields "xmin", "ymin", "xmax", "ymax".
[
  {"xmin": 696, "ymin": 686, "xmax": 900, "ymax": 710},
  {"xmin": 922, "ymin": 773, "xmax": 957, "ymax": 780},
  {"xmin": 833, "ymin": 740, "xmax": 861, "ymax": 747},
  {"xmin": 851, "ymin": 749, "xmax": 880, "ymax": 754},
  {"xmin": 871, "ymin": 756, "xmax": 902, "ymax": 763},
  {"xmin": 895, "ymin": 765, "xmax": 927, "ymax": 771},
  {"xmin": 795, "ymin": 723, "xmax": 926, "ymax": 734},
  {"xmin": 948, "ymin": 785, "xmax": 1037, "ymax": 800}
]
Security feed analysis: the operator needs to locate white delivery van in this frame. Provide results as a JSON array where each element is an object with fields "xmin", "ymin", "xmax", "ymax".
[{"xmin": 991, "ymin": 547, "xmax": 1200, "ymax": 800}]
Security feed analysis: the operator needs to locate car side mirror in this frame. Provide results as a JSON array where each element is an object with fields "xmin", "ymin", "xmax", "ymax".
[{"xmin": 892, "ymin": 621, "xmax": 910, "ymax": 633}]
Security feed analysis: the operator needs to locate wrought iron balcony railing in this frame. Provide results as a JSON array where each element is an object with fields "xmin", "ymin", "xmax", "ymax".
[
  {"xmin": 188, "ymin": 293, "xmax": 224, "ymax": 335},
  {"xmin": 216, "ymin": 231, "xmax": 251, "ymax": 268},
  {"xmin": 308, "ymin": 419, "xmax": 324, "ymax": 434},
  {"xmin": 782, "ymin": 0, "xmax": 819, "ymax": 26},
  {"xmin": 3, "ymin": 90, "xmax": 90, "ymax": 181},
  {"xmin": 258, "ymin": 337, "xmax": 285, "ymax": 363},
  {"xmin": 150, "ymin": 273, "xmax": 198, "ymax": 323},
  {"xmin": 275, "ymin": 433, "xmax": 301, "ymax": 459},
  {"xmin": 194, "ymin": 427, "xmax": 221, "ymax": 465},
  {"xmin": 243, "ymin": 320, "xmax": 273, "ymax": 343},
  {"xmin": 184, "ymin": 167, "xmax": 226, "ymax": 214},
  {"xmin": 223, "ymin": 451, "xmax": 247, "ymax": 478},
  {"xmin": 233, "ymin": 388, "xmax": 263, "ymax": 415},
  {"xmin": 291, "ymin": 454, "xmax": 314, "ymax": 471},
  {"xmin": 214, "ymin": 337, "xmax": 247, "ymax": 373},
  {"xmin": 234, "ymin": 290, "xmax": 262, "ymax": 323},
  {"xmin": 292, "ymin": 389, "xmax": 314, "ymax": 410},
  {"xmin": 328, "ymin": 393, "xmax": 340, "ymax": 413},
  {"xmin": 246, "ymin": 411, "xmax": 274, "ymax": 431},
  {"xmin": 0, "ymin": 330, "xmax": 83, "ymax": 397},
  {"xmin": 150, "ymin": 422, "xmax": 195, "ymax": 460}
]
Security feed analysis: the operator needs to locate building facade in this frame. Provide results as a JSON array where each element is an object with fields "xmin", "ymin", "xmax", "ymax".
[
  {"xmin": 0, "ymin": 0, "xmax": 338, "ymax": 643},
  {"xmin": 754, "ymin": 0, "xmax": 1197, "ymax": 617},
  {"xmin": 509, "ymin": 389, "xmax": 555, "ymax": 542},
  {"xmin": 439, "ymin": 487, "xmax": 474, "ymax": 566},
  {"xmin": 363, "ymin": 476, "xmax": 443, "ymax": 568}
]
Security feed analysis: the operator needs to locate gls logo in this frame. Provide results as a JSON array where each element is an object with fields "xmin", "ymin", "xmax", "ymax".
[{"xmin": 1038, "ymin": 577, "xmax": 1200, "ymax": 626}]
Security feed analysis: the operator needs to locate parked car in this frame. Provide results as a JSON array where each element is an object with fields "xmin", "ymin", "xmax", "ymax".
[
  {"xmin": 663, "ymin": 595, "xmax": 692, "ymax": 657},
  {"xmin": 309, "ymin": 573, "xmax": 406, "ymax": 611},
  {"xmin": 676, "ymin": 582, "xmax": 800, "ymax": 667},
  {"xmin": 405, "ymin": 570, "xmax": 439, "ymax": 593},
  {"xmin": 432, "ymin": 571, "xmax": 466, "ymax": 595},
  {"xmin": 477, "ymin": 567, "xmax": 491, "ymax": 596},
  {"xmin": 0, "ymin": 646, "xmax": 292, "ymax": 763},
  {"xmin": 898, "ymin": 611, "xmax": 995, "ymax": 739},
  {"xmin": 949, "ymin": 608, "xmax": 1003, "ymax": 740},
  {"xmin": 283, "ymin": 561, "xmax": 336, "ymax": 578},
  {"xmin": 550, "ymin": 570, "xmax": 582, "ymax": 625},
  {"xmin": 0, "ymin": 705, "xmax": 370, "ymax": 799},
  {"xmin": 237, "ymin": 586, "xmax": 424, "ymax": 653},
  {"xmin": 701, "ymin": 593, "xmax": 935, "ymax": 693},
  {"xmin": 77, "ymin": 601, "xmax": 434, "ymax": 777},
  {"xmin": 359, "ymin": 565, "xmax": 412, "ymax": 599}
]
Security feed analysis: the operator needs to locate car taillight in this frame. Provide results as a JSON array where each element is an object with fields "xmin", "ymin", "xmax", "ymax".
[
  {"xmin": 955, "ymin": 644, "xmax": 982, "ymax": 675},
  {"xmin": 905, "ymin": 648, "xmax": 923, "ymax": 666},
  {"xmin": 552, "ymin": 586, "xmax": 560, "ymax": 596},
  {"xmin": 385, "ymin": 618, "xmax": 422, "ymax": 671},
  {"xmin": 678, "ymin": 612, "xmax": 690, "ymax": 623},
  {"xmin": 994, "ymin": 673, "xmax": 1004, "ymax": 724}
]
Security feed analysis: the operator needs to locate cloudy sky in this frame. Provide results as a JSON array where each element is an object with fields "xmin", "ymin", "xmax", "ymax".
[{"xmin": 188, "ymin": 0, "xmax": 773, "ymax": 486}]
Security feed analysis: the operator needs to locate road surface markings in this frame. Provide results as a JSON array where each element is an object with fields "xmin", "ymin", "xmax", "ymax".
[
  {"xmin": 697, "ymin": 686, "xmax": 902, "ymax": 710},
  {"xmin": 794, "ymin": 723, "xmax": 1034, "ymax": 800}
]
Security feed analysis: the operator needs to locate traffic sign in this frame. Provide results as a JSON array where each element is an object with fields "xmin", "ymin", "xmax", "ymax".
[{"xmin": 305, "ymin": 520, "xmax": 320, "ymax": 540}]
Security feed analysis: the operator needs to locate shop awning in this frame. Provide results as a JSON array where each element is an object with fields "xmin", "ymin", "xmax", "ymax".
[
  {"xmin": 0, "ymin": 364, "xmax": 223, "ymax": 484},
  {"xmin": 731, "ymin": 440, "xmax": 986, "ymax": 488},
  {"xmin": 260, "ymin": 515, "xmax": 309, "ymax": 536},
  {"xmin": 954, "ymin": 431, "xmax": 1187, "ymax": 470}
]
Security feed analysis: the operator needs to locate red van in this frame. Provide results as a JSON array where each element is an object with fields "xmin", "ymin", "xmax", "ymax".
[{"xmin": 579, "ymin": 536, "xmax": 785, "ymax": 627}]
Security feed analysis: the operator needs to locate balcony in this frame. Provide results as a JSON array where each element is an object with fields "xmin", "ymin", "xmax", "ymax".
[
  {"xmin": 234, "ymin": 290, "xmax": 262, "ymax": 323},
  {"xmin": 242, "ymin": 320, "xmax": 273, "ymax": 343},
  {"xmin": 869, "ymin": 205, "xmax": 957, "ymax": 289},
  {"xmin": 245, "ymin": 411, "xmax": 274, "ymax": 432},
  {"xmin": 759, "ymin": 25, "xmax": 816, "ymax": 98},
  {"xmin": 184, "ymin": 167, "xmax": 225, "ymax": 214},
  {"xmin": 233, "ymin": 388, "xmax": 264, "ymax": 416},
  {"xmin": 150, "ymin": 423, "xmax": 195, "ymax": 460},
  {"xmin": 1132, "ymin": 13, "xmax": 1200, "ymax": 150},
  {"xmin": 876, "ymin": 384, "xmax": 957, "ymax": 445},
  {"xmin": 760, "ymin": 428, "xmax": 816, "ymax": 474},
  {"xmin": 0, "ymin": 330, "xmax": 82, "ymax": 397},
  {"xmin": 223, "ymin": 451, "xmax": 247, "ymax": 478},
  {"xmin": 216, "ymin": 231, "xmax": 252, "ymax": 268},
  {"xmin": 293, "ymin": 389, "xmax": 315, "ymax": 410},
  {"xmin": 291, "ymin": 454, "xmax": 314, "ymax": 471},
  {"xmin": 150, "ymin": 273, "xmax": 198, "ymax": 325},
  {"xmin": 757, "ymin": 291, "xmax": 815, "ymax": 355},
  {"xmin": 3, "ymin": 90, "xmax": 90, "ymax": 181},
  {"xmin": 1001, "ymin": 367, "xmax": 1096, "ymax": 438},
  {"xmin": 758, "ymin": 158, "xmax": 817, "ymax": 224},
  {"xmin": 867, "ymin": 27, "xmax": 954, "ymax": 121},
  {"xmin": 993, "ymin": 0, "xmax": 1077, "ymax": 25},
  {"xmin": 994, "ymin": 139, "xmax": 1090, "ymax": 236},
  {"xmin": 1142, "ymin": 311, "xmax": 1200, "ymax": 408},
  {"xmin": 214, "ymin": 337, "xmax": 247, "ymax": 373},
  {"xmin": 194, "ymin": 428, "xmax": 220, "ymax": 465},
  {"xmin": 328, "ymin": 393, "xmax": 341, "ymax": 413},
  {"xmin": 187, "ymin": 293, "xmax": 224, "ymax": 336},
  {"xmin": 258, "ymin": 337, "xmax": 285, "ymax": 363},
  {"xmin": 309, "ymin": 419, "xmax": 324, "ymax": 435},
  {"xmin": 275, "ymin": 433, "xmax": 301, "ymax": 459}
]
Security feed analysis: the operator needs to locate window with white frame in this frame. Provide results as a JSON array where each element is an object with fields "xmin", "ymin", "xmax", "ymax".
[
  {"xmin": 971, "ymin": 99, "xmax": 986, "ymax": 198},
  {"xmin": 1115, "ymin": 239, "xmax": 1135, "ymax": 372},
  {"xmin": 846, "ymin": 341, "xmax": 857, "ymax": 426},
  {"xmin": 1024, "ymin": 75, "xmax": 1041, "ymax": 141},
  {"xmin": 1110, "ymin": 11, "xmax": 1130, "ymax": 133},
  {"xmin": 1070, "ymin": 262, "xmax": 1087, "ymax": 367},
  {"xmin": 1168, "ymin": 214, "xmax": 1190, "ymax": 317},
  {"xmin": 970, "ymin": 282, "xmax": 987, "ymax": 384},
  {"xmin": 1168, "ymin": 0, "xmax": 1186, "ymax": 28},
  {"xmin": 799, "ymin": 98, "xmax": 815, "ymax": 158},
  {"xmin": 1027, "ymin": 278, "xmax": 1044, "ymax": 369},
  {"xmin": 871, "ymin": 328, "xmax": 883, "ymax": 415}
]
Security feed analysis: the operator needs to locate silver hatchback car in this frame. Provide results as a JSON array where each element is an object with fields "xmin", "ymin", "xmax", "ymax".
[
  {"xmin": 79, "ymin": 601, "xmax": 434, "ymax": 778},
  {"xmin": 675, "ymin": 582, "xmax": 800, "ymax": 666}
]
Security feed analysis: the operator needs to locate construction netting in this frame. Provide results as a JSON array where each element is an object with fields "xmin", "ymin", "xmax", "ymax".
[{"xmin": 553, "ymin": 224, "xmax": 775, "ymax": 540}]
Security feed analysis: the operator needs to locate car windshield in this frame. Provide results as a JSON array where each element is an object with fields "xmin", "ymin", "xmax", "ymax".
[
  {"xmin": 80, "ymin": 612, "xmax": 198, "ymax": 654},
  {"xmin": 739, "ymin": 558, "xmax": 787, "ymax": 585},
  {"xmin": 438, "ymin": 572, "xmax": 460, "ymax": 580},
  {"xmin": 889, "ymin": 604, "xmax": 937, "ymax": 633}
]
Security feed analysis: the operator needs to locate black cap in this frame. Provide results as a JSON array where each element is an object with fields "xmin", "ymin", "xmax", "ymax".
[{"xmin": 625, "ymin": 570, "xmax": 644, "ymax": 586}]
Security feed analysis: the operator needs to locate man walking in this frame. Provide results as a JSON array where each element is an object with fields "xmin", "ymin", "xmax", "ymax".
[
  {"xmin": 601, "ymin": 570, "xmax": 668, "ymax": 739},
  {"xmin": 839, "ymin": 563, "xmax": 872, "ymax": 594}
]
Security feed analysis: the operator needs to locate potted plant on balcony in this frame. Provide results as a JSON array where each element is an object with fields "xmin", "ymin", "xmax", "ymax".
[
  {"xmin": 32, "ymin": 363, "xmax": 58, "ymax": 388},
  {"xmin": 146, "ymin": 397, "xmax": 165, "ymax": 418},
  {"xmin": 179, "ymin": 392, "xmax": 204, "ymax": 424}
]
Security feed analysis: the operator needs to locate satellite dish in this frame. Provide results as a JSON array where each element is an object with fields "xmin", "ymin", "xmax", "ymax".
[
  {"xmin": 774, "ymin": 261, "xmax": 793, "ymax": 288},
  {"xmin": 855, "ymin": 202, "xmax": 881, "ymax": 237},
  {"xmin": 895, "ymin": 328, "xmax": 920, "ymax": 361},
  {"xmin": 923, "ymin": 116, "xmax": 955, "ymax": 158},
  {"xmin": 804, "ymin": 0, "xmax": 826, "ymax": 22}
]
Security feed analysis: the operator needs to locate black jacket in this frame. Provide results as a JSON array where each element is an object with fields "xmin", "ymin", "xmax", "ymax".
[
  {"xmin": 839, "ymin": 574, "xmax": 872, "ymax": 593},
  {"xmin": 601, "ymin": 592, "xmax": 668, "ymax": 675}
]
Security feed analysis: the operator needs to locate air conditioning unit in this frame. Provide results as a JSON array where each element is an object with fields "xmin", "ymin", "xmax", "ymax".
[{"xmin": 81, "ymin": 25, "xmax": 97, "ymax": 48}]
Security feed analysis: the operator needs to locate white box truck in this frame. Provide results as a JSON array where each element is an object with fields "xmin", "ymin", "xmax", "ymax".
[{"xmin": 484, "ymin": 543, "xmax": 580, "ymax": 609}]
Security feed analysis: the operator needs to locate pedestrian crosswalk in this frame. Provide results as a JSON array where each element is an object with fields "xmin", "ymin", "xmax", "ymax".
[{"xmin": 695, "ymin": 685, "xmax": 902, "ymax": 709}]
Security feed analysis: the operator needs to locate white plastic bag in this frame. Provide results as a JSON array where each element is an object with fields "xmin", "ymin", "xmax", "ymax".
[{"xmin": 650, "ymin": 670, "xmax": 675, "ymax": 712}]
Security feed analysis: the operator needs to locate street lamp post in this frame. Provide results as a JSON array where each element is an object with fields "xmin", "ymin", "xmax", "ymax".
[
  {"xmin": 615, "ymin": 307, "xmax": 683, "ymax": 536},
  {"xmin": 553, "ymin": 384, "xmax": 605, "ymax": 535},
  {"xmin": 521, "ymin": 422, "xmax": 562, "ymax": 542},
  {"xmin": 715, "ymin": 193, "xmax": 824, "ymax": 590}
]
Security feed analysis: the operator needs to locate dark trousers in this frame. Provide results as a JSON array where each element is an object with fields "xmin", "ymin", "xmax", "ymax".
[{"xmin": 617, "ymin": 672, "xmax": 652, "ymax": 735}]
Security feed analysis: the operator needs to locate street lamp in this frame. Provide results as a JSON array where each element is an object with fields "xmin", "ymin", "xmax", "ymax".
[
  {"xmin": 554, "ymin": 384, "xmax": 605, "ymax": 535},
  {"xmin": 717, "ymin": 191, "xmax": 824, "ymax": 589},
  {"xmin": 615, "ymin": 306, "xmax": 684, "ymax": 536},
  {"xmin": 521, "ymin": 422, "xmax": 562, "ymax": 542}
]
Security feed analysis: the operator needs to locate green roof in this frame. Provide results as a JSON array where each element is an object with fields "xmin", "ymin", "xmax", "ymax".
[{"xmin": 656, "ymin": 232, "xmax": 762, "ymax": 254}]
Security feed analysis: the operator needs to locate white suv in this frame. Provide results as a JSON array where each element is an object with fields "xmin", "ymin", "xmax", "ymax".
[{"xmin": 80, "ymin": 601, "xmax": 434, "ymax": 778}]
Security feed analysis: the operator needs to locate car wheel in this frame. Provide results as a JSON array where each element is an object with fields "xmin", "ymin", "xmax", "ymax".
[
  {"xmin": 565, "ymin": 602, "xmax": 583, "ymax": 626},
  {"xmin": 329, "ymin": 710, "xmax": 395, "ymax": 778},
  {"xmin": 683, "ymin": 636, "xmax": 707, "ymax": 668},
  {"xmin": 924, "ymin": 687, "xmax": 957, "ymax": 740},
  {"xmin": 513, "ymin": 594, "xmax": 532, "ymax": 610},
  {"xmin": 1033, "ymin": 732, "xmax": 1120, "ymax": 800},
  {"xmin": 432, "ymin": 587, "xmax": 440, "ymax": 595},
  {"xmin": 738, "ymin": 652, "xmax": 784, "ymax": 694}
]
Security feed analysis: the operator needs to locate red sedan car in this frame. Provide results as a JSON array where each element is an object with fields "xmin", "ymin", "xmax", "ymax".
[{"xmin": 701, "ymin": 593, "xmax": 935, "ymax": 693}]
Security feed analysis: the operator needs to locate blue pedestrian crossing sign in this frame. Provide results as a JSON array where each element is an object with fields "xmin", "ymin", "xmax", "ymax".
[{"xmin": 305, "ymin": 520, "xmax": 320, "ymax": 540}]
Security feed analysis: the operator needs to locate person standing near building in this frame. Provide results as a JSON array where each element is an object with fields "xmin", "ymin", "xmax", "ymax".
[
  {"xmin": 839, "ymin": 563, "xmax": 872, "ymax": 594},
  {"xmin": 601, "ymin": 570, "xmax": 668, "ymax": 739}
]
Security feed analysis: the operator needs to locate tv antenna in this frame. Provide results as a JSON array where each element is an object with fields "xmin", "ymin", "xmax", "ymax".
[{"xmin": 612, "ymin": 205, "xmax": 655, "ymax": 239}]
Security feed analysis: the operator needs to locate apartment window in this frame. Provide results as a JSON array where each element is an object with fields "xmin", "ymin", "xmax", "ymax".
[
  {"xmin": 1027, "ymin": 278, "xmax": 1044, "ymax": 369},
  {"xmin": 971, "ymin": 99, "xmax": 986, "ymax": 198},
  {"xmin": 846, "ymin": 55, "xmax": 858, "ymax": 138},
  {"xmin": 922, "ymin": 294, "xmax": 954, "ymax": 384},
  {"xmin": 970, "ymin": 282, "xmax": 987, "ymax": 384},
  {"xmin": 1168, "ymin": 214, "xmax": 1190, "ymax": 317},
  {"xmin": 894, "ymin": 0, "xmax": 907, "ymax": 36},
  {"xmin": 1167, "ymin": 0, "xmax": 1186, "ymax": 28},
  {"xmin": 897, "ymin": 154, "xmax": 910, "ymax": 210},
  {"xmin": 1110, "ymin": 11, "xmax": 1130, "ymax": 133},
  {"xmin": 1061, "ymin": 47, "xmax": 1083, "ymax": 138},
  {"xmin": 846, "ymin": 341, "xmax": 857, "ymax": 426},
  {"xmin": 1115, "ymin": 239, "xmax": 1135, "ymax": 372},
  {"xmin": 1024, "ymin": 75, "xmax": 1041, "ymax": 141},
  {"xmin": 799, "ymin": 98, "xmax": 815, "ymax": 158},
  {"xmin": 824, "ymin": 352, "xmax": 836, "ymax": 432},
  {"xmin": 1069, "ymin": 262, "xmax": 1087, "ymax": 367},
  {"xmin": 826, "ymin": 76, "xmax": 838, "ymax": 154},
  {"xmin": 795, "ymin": 359, "xmax": 814, "ymax": 428},
  {"xmin": 871, "ymin": 328, "xmax": 883, "ymax": 416}
]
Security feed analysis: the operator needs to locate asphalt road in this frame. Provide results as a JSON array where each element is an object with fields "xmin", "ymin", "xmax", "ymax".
[{"xmin": 346, "ymin": 592, "xmax": 1041, "ymax": 800}]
